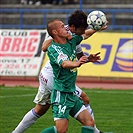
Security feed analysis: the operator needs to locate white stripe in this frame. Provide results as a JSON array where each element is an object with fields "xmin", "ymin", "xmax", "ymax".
[
  {"xmin": 55, "ymin": 91, "xmax": 60, "ymax": 103},
  {"xmin": 83, "ymin": 90, "xmax": 133, "ymax": 94},
  {"xmin": 0, "ymin": 89, "xmax": 132, "ymax": 99},
  {"xmin": 0, "ymin": 87, "xmax": 36, "ymax": 91},
  {"xmin": 0, "ymin": 94, "xmax": 35, "ymax": 98}
]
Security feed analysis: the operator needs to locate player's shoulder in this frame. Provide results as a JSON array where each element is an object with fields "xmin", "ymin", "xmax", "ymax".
[
  {"xmin": 71, "ymin": 34, "xmax": 82, "ymax": 40},
  {"xmin": 48, "ymin": 43, "xmax": 62, "ymax": 53},
  {"xmin": 47, "ymin": 43, "xmax": 54, "ymax": 52},
  {"xmin": 48, "ymin": 41, "xmax": 56, "ymax": 49}
]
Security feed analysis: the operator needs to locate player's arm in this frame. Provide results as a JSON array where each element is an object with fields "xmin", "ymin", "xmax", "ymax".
[
  {"xmin": 83, "ymin": 23, "xmax": 108, "ymax": 39},
  {"xmin": 61, "ymin": 56, "xmax": 88, "ymax": 69},
  {"xmin": 77, "ymin": 52, "xmax": 101, "ymax": 63},
  {"xmin": 87, "ymin": 52, "xmax": 101, "ymax": 63},
  {"xmin": 84, "ymin": 28, "xmax": 97, "ymax": 38},
  {"xmin": 42, "ymin": 35, "xmax": 72, "ymax": 52},
  {"xmin": 76, "ymin": 52, "xmax": 84, "ymax": 60},
  {"xmin": 80, "ymin": 91, "xmax": 90, "ymax": 105},
  {"xmin": 42, "ymin": 39, "xmax": 53, "ymax": 52}
]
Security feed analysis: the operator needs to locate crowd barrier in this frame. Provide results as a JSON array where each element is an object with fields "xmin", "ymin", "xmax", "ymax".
[{"xmin": 0, "ymin": 8, "xmax": 132, "ymax": 31}]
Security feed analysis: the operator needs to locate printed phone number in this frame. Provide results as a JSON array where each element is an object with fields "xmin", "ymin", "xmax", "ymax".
[{"xmin": 0, "ymin": 64, "xmax": 38, "ymax": 69}]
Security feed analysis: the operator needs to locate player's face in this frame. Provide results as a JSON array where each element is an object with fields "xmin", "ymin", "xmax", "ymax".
[
  {"xmin": 56, "ymin": 21, "xmax": 69, "ymax": 38},
  {"xmin": 74, "ymin": 27, "xmax": 86, "ymax": 35}
]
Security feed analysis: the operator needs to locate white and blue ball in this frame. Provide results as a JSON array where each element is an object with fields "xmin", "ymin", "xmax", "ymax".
[{"xmin": 87, "ymin": 10, "xmax": 107, "ymax": 30}]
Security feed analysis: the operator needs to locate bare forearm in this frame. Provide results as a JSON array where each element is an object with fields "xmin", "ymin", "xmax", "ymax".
[
  {"xmin": 62, "ymin": 60, "xmax": 80, "ymax": 69},
  {"xmin": 61, "ymin": 56, "xmax": 88, "ymax": 69},
  {"xmin": 83, "ymin": 23, "xmax": 108, "ymax": 39},
  {"xmin": 42, "ymin": 39, "xmax": 53, "ymax": 52},
  {"xmin": 76, "ymin": 52, "xmax": 84, "ymax": 60},
  {"xmin": 83, "ymin": 29, "xmax": 96, "ymax": 39}
]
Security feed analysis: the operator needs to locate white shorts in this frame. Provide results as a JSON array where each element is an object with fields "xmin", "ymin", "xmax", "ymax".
[
  {"xmin": 33, "ymin": 72, "xmax": 53, "ymax": 105},
  {"xmin": 33, "ymin": 72, "xmax": 83, "ymax": 105},
  {"xmin": 74, "ymin": 105, "xmax": 86, "ymax": 119},
  {"xmin": 75, "ymin": 86, "xmax": 82, "ymax": 97}
]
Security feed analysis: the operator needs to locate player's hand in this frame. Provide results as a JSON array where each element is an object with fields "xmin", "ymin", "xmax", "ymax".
[
  {"xmin": 78, "ymin": 55, "xmax": 88, "ymax": 67},
  {"xmin": 100, "ymin": 21, "xmax": 109, "ymax": 31},
  {"xmin": 87, "ymin": 52, "xmax": 101, "ymax": 63}
]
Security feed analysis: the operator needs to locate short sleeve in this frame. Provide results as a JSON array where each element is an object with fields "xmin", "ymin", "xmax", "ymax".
[
  {"xmin": 57, "ymin": 53, "xmax": 69, "ymax": 65},
  {"xmin": 45, "ymin": 35, "xmax": 52, "ymax": 41},
  {"xmin": 76, "ymin": 44, "xmax": 82, "ymax": 54},
  {"xmin": 72, "ymin": 35, "xmax": 83, "ymax": 45},
  {"xmin": 48, "ymin": 45, "xmax": 69, "ymax": 66}
]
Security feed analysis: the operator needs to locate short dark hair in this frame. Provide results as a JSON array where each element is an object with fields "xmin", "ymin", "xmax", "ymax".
[
  {"xmin": 68, "ymin": 10, "xmax": 88, "ymax": 29},
  {"xmin": 47, "ymin": 19, "xmax": 60, "ymax": 38}
]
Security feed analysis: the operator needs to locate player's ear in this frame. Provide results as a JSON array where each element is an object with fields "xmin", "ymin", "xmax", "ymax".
[
  {"xmin": 71, "ymin": 25, "xmax": 75, "ymax": 28},
  {"xmin": 52, "ymin": 29, "xmax": 57, "ymax": 35},
  {"xmin": 70, "ymin": 25, "xmax": 76, "ymax": 32}
]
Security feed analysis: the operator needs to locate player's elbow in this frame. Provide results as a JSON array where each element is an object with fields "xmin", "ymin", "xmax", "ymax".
[
  {"xmin": 42, "ymin": 45, "xmax": 47, "ymax": 52},
  {"xmin": 61, "ymin": 62, "xmax": 68, "ymax": 68}
]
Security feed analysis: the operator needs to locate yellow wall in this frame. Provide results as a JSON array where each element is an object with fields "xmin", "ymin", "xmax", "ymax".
[{"xmin": 42, "ymin": 32, "xmax": 133, "ymax": 78}]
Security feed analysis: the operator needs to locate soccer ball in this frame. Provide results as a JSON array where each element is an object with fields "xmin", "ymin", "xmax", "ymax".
[{"xmin": 87, "ymin": 10, "xmax": 107, "ymax": 30}]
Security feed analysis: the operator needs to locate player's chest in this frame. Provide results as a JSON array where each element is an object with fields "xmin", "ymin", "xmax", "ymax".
[{"xmin": 62, "ymin": 46, "xmax": 76, "ymax": 60}]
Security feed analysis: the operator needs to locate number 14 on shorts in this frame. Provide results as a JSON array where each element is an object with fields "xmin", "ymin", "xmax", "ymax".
[{"xmin": 58, "ymin": 105, "xmax": 66, "ymax": 114}]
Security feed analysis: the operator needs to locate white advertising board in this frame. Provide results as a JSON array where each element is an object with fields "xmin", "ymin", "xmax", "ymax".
[{"xmin": 0, "ymin": 29, "xmax": 48, "ymax": 76}]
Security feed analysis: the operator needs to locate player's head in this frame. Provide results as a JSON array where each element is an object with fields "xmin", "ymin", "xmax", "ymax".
[
  {"xmin": 47, "ymin": 19, "xmax": 69, "ymax": 38},
  {"xmin": 68, "ymin": 10, "xmax": 88, "ymax": 35}
]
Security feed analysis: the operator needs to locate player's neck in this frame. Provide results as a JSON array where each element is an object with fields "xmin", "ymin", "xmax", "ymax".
[{"xmin": 54, "ymin": 37, "xmax": 67, "ymax": 44}]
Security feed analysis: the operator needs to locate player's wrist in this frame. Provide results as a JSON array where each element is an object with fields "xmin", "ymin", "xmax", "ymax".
[
  {"xmin": 76, "ymin": 61, "xmax": 82, "ymax": 67},
  {"xmin": 87, "ymin": 56, "xmax": 90, "ymax": 62}
]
